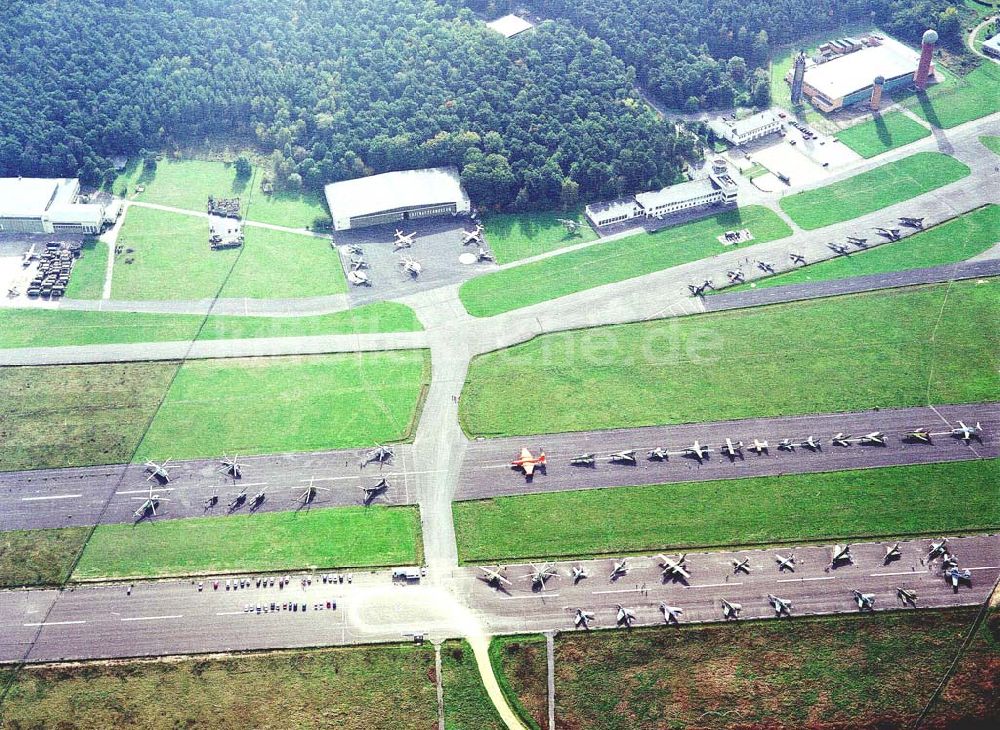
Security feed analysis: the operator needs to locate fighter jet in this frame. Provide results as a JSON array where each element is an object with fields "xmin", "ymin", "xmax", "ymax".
[
  {"xmin": 899, "ymin": 216, "xmax": 924, "ymax": 229},
  {"xmin": 757, "ymin": 260, "xmax": 775, "ymax": 274},
  {"xmin": 348, "ymin": 255, "xmax": 369, "ymax": 271},
  {"xmin": 775, "ymin": 553, "xmax": 796, "ymax": 572},
  {"xmin": 144, "ymin": 459, "xmax": 172, "ymax": 483},
  {"xmin": 569, "ymin": 453, "xmax": 595, "ymax": 466},
  {"xmin": 831, "ymin": 433, "xmax": 852, "ymax": 447},
  {"xmin": 656, "ymin": 553, "xmax": 690, "ymax": 581},
  {"xmin": 846, "ymin": 236, "xmax": 868, "ymax": 247},
  {"xmin": 21, "ymin": 244, "xmax": 37, "ymax": 266},
  {"xmin": 802, "ymin": 436, "xmax": 821, "ymax": 451},
  {"xmin": 359, "ymin": 477, "xmax": 389, "ymax": 505},
  {"xmin": 479, "ymin": 566, "xmax": 512, "ymax": 588},
  {"xmin": 511, "ymin": 448, "xmax": 546, "ymax": 478},
  {"xmin": 858, "ymin": 431, "xmax": 886, "ymax": 446},
  {"xmin": 571, "ymin": 565, "xmax": 588, "ymax": 583},
  {"xmin": 131, "ymin": 484, "xmax": 169, "ymax": 521},
  {"xmin": 687, "ymin": 280, "xmax": 714, "ymax": 297},
  {"xmin": 557, "ymin": 219, "xmax": 582, "ymax": 235},
  {"xmin": 721, "ymin": 599, "xmax": 742, "ymax": 620},
  {"xmin": 218, "ymin": 454, "xmax": 243, "ymax": 479},
  {"xmin": 399, "ymin": 256, "xmax": 422, "ymax": 277},
  {"xmin": 897, "ymin": 588, "xmax": 918, "ymax": 606},
  {"xmin": 249, "ymin": 488, "xmax": 267, "ymax": 511},
  {"xmin": 297, "ymin": 477, "xmax": 332, "ymax": 506},
  {"xmin": 362, "ymin": 444, "xmax": 395, "ymax": 468},
  {"xmin": 615, "ymin": 604, "xmax": 637, "ymax": 627},
  {"xmin": 720, "ymin": 439, "xmax": 743, "ymax": 461},
  {"xmin": 731, "ymin": 557, "xmax": 751, "ymax": 574},
  {"xmin": 767, "ymin": 594, "xmax": 792, "ymax": 616},
  {"xmin": 828, "ymin": 242, "xmax": 851, "ymax": 256},
  {"xmin": 347, "ymin": 270, "xmax": 371, "ymax": 286},
  {"xmin": 777, "ymin": 438, "xmax": 796, "ymax": 452},
  {"xmin": 204, "ymin": 491, "xmax": 219, "ymax": 509},
  {"xmin": 574, "ymin": 609, "xmax": 595, "ymax": 629},
  {"xmin": 608, "ymin": 450, "xmax": 637, "ymax": 465},
  {"xmin": 346, "ymin": 244, "xmax": 364, "ymax": 255},
  {"xmin": 660, "ymin": 603, "xmax": 683, "ymax": 624},
  {"xmin": 393, "ymin": 229, "xmax": 416, "ymax": 249},
  {"xmin": 853, "ymin": 590, "xmax": 876, "ymax": 611},
  {"xmin": 683, "ymin": 441, "xmax": 710, "ymax": 462},
  {"xmin": 647, "ymin": 447, "xmax": 669, "ymax": 461},
  {"xmin": 789, "ymin": 252, "xmax": 806, "ymax": 266},
  {"xmin": 883, "ymin": 542, "xmax": 902, "ymax": 564},
  {"xmin": 461, "ymin": 224, "xmax": 485, "ymax": 245},
  {"xmin": 522, "ymin": 563, "xmax": 559, "ymax": 588},
  {"xmin": 748, "ymin": 439, "xmax": 769, "ymax": 455},
  {"xmin": 228, "ymin": 488, "xmax": 247, "ymax": 511},
  {"xmin": 610, "ymin": 558, "xmax": 630, "ymax": 579},
  {"xmin": 946, "ymin": 567, "xmax": 972, "ymax": 589},
  {"xmin": 475, "ymin": 246, "xmax": 495, "ymax": 263},
  {"xmin": 875, "ymin": 227, "xmax": 901, "ymax": 241},
  {"xmin": 726, "ymin": 270, "xmax": 745, "ymax": 284},
  {"xmin": 829, "ymin": 544, "xmax": 853, "ymax": 568},
  {"xmin": 950, "ymin": 421, "xmax": 983, "ymax": 442},
  {"xmin": 927, "ymin": 539, "xmax": 949, "ymax": 561},
  {"xmin": 904, "ymin": 428, "xmax": 933, "ymax": 444}
]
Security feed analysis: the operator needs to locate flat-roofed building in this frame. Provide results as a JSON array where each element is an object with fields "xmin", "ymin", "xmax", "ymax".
[
  {"xmin": 983, "ymin": 33, "xmax": 1000, "ymax": 59},
  {"xmin": 0, "ymin": 177, "xmax": 108, "ymax": 234},
  {"xmin": 324, "ymin": 167, "xmax": 471, "ymax": 231},
  {"xmin": 584, "ymin": 197, "xmax": 642, "ymax": 228},
  {"xmin": 486, "ymin": 14, "xmax": 534, "ymax": 38},
  {"xmin": 709, "ymin": 111, "xmax": 782, "ymax": 146}
]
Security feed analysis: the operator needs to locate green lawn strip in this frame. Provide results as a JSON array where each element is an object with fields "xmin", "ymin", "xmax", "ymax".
[
  {"xmin": 454, "ymin": 460, "xmax": 999, "ymax": 563},
  {"xmin": 63, "ymin": 238, "xmax": 108, "ymax": 300},
  {"xmin": 0, "ymin": 644, "xmax": 437, "ymax": 729},
  {"xmin": 983, "ymin": 135, "xmax": 1000, "ymax": 155},
  {"xmin": 461, "ymin": 281, "xmax": 999, "ymax": 436},
  {"xmin": 459, "ymin": 206, "xmax": 792, "ymax": 317},
  {"xmin": 0, "ymin": 302, "xmax": 422, "ymax": 349},
  {"xmin": 0, "ymin": 362, "xmax": 179, "ymax": 472},
  {"xmin": 489, "ymin": 635, "xmax": 547, "ymax": 730},
  {"xmin": 723, "ymin": 204, "xmax": 1000, "ymax": 293},
  {"xmin": 834, "ymin": 111, "xmax": 931, "ymax": 158},
  {"xmin": 113, "ymin": 158, "xmax": 251, "ymax": 212},
  {"xmin": 553, "ymin": 609, "xmax": 978, "ymax": 730},
  {"xmin": 135, "ymin": 351, "xmax": 430, "ymax": 461},
  {"xmin": 441, "ymin": 640, "xmax": 505, "ymax": 730},
  {"xmin": 779, "ymin": 152, "xmax": 970, "ymax": 230},
  {"xmin": 483, "ymin": 208, "xmax": 597, "ymax": 264},
  {"xmin": 0, "ymin": 527, "xmax": 91, "ymax": 588},
  {"xmin": 905, "ymin": 61, "xmax": 1000, "ymax": 129},
  {"xmin": 73, "ymin": 505, "xmax": 421, "ymax": 580},
  {"xmin": 246, "ymin": 167, "xmax": 331, "ymax": 229},
  {"xmin": 922, "ymin": 608, "xmax": 1000, "ymax": 726}
]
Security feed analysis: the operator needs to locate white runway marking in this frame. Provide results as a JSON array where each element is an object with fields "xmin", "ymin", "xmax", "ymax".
[
  {"xmin": 871, "ymin": 570, "xmax": 922, "ymax": 577},
  {"xmin": 499, "ymin": 594, "xmax": 560, "ymax": 600},
  {"xmin": 120, "ymin": 614, "xmax": 183, "ymax": 622},
  {"xmin": 23, "ymin": 620, "xmax": 86, "ymax": 627},
  {"xmin": 301, "ymin": 469, "xmax": 445, "ymax": 483},
  {"xmin": 967, "ymin": 566, "xmax": 1000, "ymax": 571},
  {"xmin": 592, "ymin": 588, "xmax": 644, "ymax": 595},
  {"xmin": 116, "ymin": 488, "xmax": 175, "ymax": 495},
  {"xmin": 21, "ymin": 494, "xmax": 82, "ymax": 501},
  {"xmin": 776, "ymin": 576, "xmax": 836, "ymax": 583},
  {"xmin": 215, "ymin": 611, "xmax": 245, "ymax": 616},
  {"xmin": 691, "ymin": 582, "xmax": 743, "ymax": 589}
]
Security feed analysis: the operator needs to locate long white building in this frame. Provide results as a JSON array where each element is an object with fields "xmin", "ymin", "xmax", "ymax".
[
  {"xmin": 708, "ymin": 111, "xmax": 782, "ymax": 146},
  {"xmin": 324, "ymin": 167, "xmax": 471, "ymax": 231},
  {"xmin": 0, "ymin": 178, "xmax": 110, "ymax": 234}
]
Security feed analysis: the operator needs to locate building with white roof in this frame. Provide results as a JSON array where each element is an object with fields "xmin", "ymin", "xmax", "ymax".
[
  {"xmin": 324, "ymin": 167, "xmax": 471, "ymax": 231},
  {"xmin": 708, "ymin": 110, "xmax": 782, "ymax": 147},
  {"xmin": 486, "ymin": 14, "xmax": 534, "ymax": 39},
  {"xmin": 0, "ymin": 178, "xmax": 109, "ymax": 234},
  {"xmin": 983, "ymin": 32, "xmax": 1000, "ymax": 60}
]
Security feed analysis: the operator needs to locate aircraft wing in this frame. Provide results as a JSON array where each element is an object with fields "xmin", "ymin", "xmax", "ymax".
[{"xmin": 522, "ymin": 461, "xmax": 535, "ymax": 477}]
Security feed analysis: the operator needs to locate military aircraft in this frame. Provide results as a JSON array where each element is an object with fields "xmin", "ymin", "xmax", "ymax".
[
  {"xmin": 660, "ymin": 603, "xmax": 683, "ymax": 624},
  {"xmin": 875, "ymin": 227, "xmax": 901, "ymax": 241},
  {"xmin": 476, "ymin": 246, "xmax": 495, "ymax": 263},
  {"xmin": 346, "ymin": 244, "xmax": 364, "ymax": 255},
  {"xmin": 204, "ymin": 491, "xmax": 219, "ymax": 508},
  {"xmin": 297, "ymin": 477, "xmax": 331, "ymax": 506},
  {"xmin": 249, "ymin": 488, "xmax": 267, "ymax": 511},
  {"xmin": 899, "ymin": 216, "xmax": 924, "ymax": 229},
  {"xmin": 571, "ymin": 565, "xmax": 588, "ymax": 583},
  {"xmin": 757, "ymin": 260, "xmax": 775, "ymax": 274},
  {"xmin": 927, "ymin": 539, "xmax": 949, "ymax": 561},
  {"xmin": 802, "ymin": 436, "xmax": 821, "ymax": 451},
  {"xmin": 846, "ymin": 236, "xmax": 868, "ymax": 247},
  {"xmin": 144, "ymin": 459, "xmax": 172, "ymax": 483},
  {"xmin": 775, "ymin": 553, "xmax": 796, "ymax": 572},
  {"xmin": 721, "ymin": 439, "xmax": 743, "ymax": 461},
  {"xmin": 218, "ymin": 454, "xmax": 243, "ymax": 479},
  {"xmin": 399, "ymin": 256, "xmax": 422, "ymax": 277},
  {"xmin": 615, "ymin": 604, "xmax": 637, "ymax": 627},
  {"xmin": 557, "ymin": 219, "xmax": 582, "ymax": 236},
  {"xmin": 828, "ymin": 242, "xmax": 850, "ymax": 256},
  {"xmin": 767, "ymin": 594, "xmax": 792, "ymax": 616},
  {"xmin": 883, "ymin": 542, "xmax": 902, "ymax": 564},
  {"xmin": 789, "ymin": 252, "xmax": 806, "ymax": 266},
  {"xmin": 347, "ymin": 270, "xmax": 371, "ymax": 286},
  {"xmin": 687, "ymin": 280, "xmax": 714, "ymax": 297},
  {"xmin": 348, "ymin": 255, "xmax": 369, "ymax": 271},
  {"xmin": 950, "ymin": 421, "xmax": 983, "ymax": 442},
  {"xmin": 461, "ymin": 224, "xmax": 485, "ymax": 245},
  {"xmin": 360, "ymin": 477, "xmax": 389, "ymax": 505},
  {"xmin": 393, "ymin": 229, "xmax": 416, "ymax": 249},
  {"xmin": 683, "ymin": 441, "xmax": 710, "ymax": 462},
  {"xmin": 228, "ymin": 488, "xmax": 248, "ymax": 511},
  {"xmin": 904, "ymin": 428, "xmax": 933, "ymax": 443},
  {"xmin": 608, "ymin": 450, "xmax": 637, "ymax": 465},
  {"xmin": 362, "ymin": 444, "xmax": 395, "ymax": 468},
  {"xmin": 829, "ymin": 544, "xmax": 853, "ymax": 568},
  {"xmin": 610, "ymin": 558, "xmax": 630, "ymax": 579},
  {"xmin": 574, "ymin": 609, "xmax": 595, "ymax": 629},
  {"xmin": 853, "ymin": 590, "xmax": 876, "ymax": 611},
  {"xmin": 656, "ymin": 553, "xmax": 690, "ymax": 580},
  {"xmin": 831, "ymin": 433, "xmax": 852, "ymax": 447},
  {"xmin": 21, "ymin": 244, "xmax": 37, "ymax": 266},
  {"xmin": 748, "ymin": 439, "xmax": 768, "ymax": 455},
  {"xmin": 897, "ymin": 587, "xmax": 918, "ymax": 606},
  {"xmin": 946, "ymin": 567, "xmax": 971, "ymax": 589},
  {"xmin": 479, "ymin": 566, "xmax": 512, "ymax": 588},
  {"xmin": 131, "ymin": 484, "xmax": 169, "ymax": 521},
  {"xmin": 569, "ymin": 453, "xmax": 595, "ymax": 466},
  {"xmin": 7, "ymin": 286, "xmax": 19, "ymax": 298},
  {"xmin": 721, "ymin": 599, "xmax": 742, "ymax": 620},
  {"xmin": 511, "ymin": 448, "xmax": 546, "ymax": 478},
  {"xmin": 726, "ymin": 270, "xmax": 745, "ymax": 284},
  {"xmin": 647, "ymin": 447, "xmax": 669, "ymax": 461},
  {"xmin": 522, "ymin": 563, "xmax": 559, "ymax": 588},
  {"xmin": 858, "ymin": 431, "xmax": 886, "ymax": 446},
  {"xmin": 731, "ymin": 557, "xmax": 751, "ymax": 574}
]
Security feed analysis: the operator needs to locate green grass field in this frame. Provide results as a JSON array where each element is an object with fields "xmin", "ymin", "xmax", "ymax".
[
  {"xmin": 923, "ymin": 609, "xmax": 1000, "ymax": 727},
  {"xmin": 460, "ymin": 281, "xmax": 999, "ymax": 436},
  {"xmin": 73, "ymin": 505, "xmax": 422, "ymax": 579},
  {"xmin": 109, "ymin": 207, "xmax": 346, "ymax": 300},
  {"xmin": 490, "ymin": 636, "xmax": 547, "ymax": 730},
  {"xmin": 454, "ymin": 460, "xmax": 999, "ymax": 562},
  {"xmin": 459, "ymin": 206, "xmax": 792, "ymax": 317},
  {"xmin": 63, "ymin": 238, "xmax": 108, "ymax": 299},
  {"xmin": 779, "ymin": 152, "xmax": 970, "ymax": 230},
  {"xmin": 482, "ymin": 209, "xmax": 597, "ymax": 264},
  {"xmin": 724, "ymin": 204, "xmax": 1000, "ymax": 292},
  {"xmin": 0, "ymin": 644, "xmax": 437, "ymax": 729},
  {"xmin": 0, "ymin": 362, "xmax": 178, "ymax": 472},
  {"xmin": 441, "ymin": 640, "xmax": 505, "ymax": 730},
  {"xmin": 0, "ymin": 527, "xmax": 90, "ymax": 588},
  {"xmin": 906, "ymin": 61, "xmax": 1000, "ymax": 129},
  {"xmin": 0, "ymin": 302, "xmax": 422, "ymax": 349},
  {"xmin": 135, "ymin": 351, "xmax": 429, "ymax": 461},
  {"xmin": 834, "ymin": 111, "xmax": 931, "ymax": 158},
  {"xmin": 983, "ymin": 135, "xmax": 1000, "ymax": 155},
  {"xmin": 552, "ymin": 609, "xmax": 980, "ymax": 729}
]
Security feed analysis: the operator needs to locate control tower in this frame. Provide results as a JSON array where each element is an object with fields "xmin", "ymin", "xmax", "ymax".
[{"xmin": 791, "ymin": 51, "xmax": 807, "ymax": 105}]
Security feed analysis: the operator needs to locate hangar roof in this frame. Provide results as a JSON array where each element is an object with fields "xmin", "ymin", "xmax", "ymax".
[
  {"xmin": 803, "ymin": 37, "xmax": 920, "ymax": 100},
  {"xmin": 0, "ymin": 178, "xmax": 74, "ymax": 218},
  {"xmin": 324, "ymin": 167, "xmax": 469, "ymax": 222}
]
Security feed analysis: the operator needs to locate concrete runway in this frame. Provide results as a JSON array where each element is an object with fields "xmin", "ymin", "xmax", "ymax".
[
  {"xmin": 2, "ymin": 534, "xmax": 995, "ymax": 664},
  {"xmin": 0, "ymin": 446, "xmax": 420, "ymax": 531},
  {"xmin": 455, "ymin": 403, "xmax": 998, "ymax": 500}
]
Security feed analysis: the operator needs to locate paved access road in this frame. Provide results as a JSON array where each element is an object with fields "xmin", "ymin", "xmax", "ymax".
[
  {"xmin": 455, "ymin": 403, "xmax": 998, "ymax": 500},
  {"xmin": 2, "ymin": 534, "xmax": 995, "ymax": 664}
]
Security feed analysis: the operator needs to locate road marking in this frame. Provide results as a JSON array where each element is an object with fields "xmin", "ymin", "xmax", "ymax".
[
  {"xmin": 21, "ymin": 494, "xmax": 82, "ymax": 501},
  {"xmin": 592, "ymin": 588, "xmax": 644, "ymax": 595},
  {"xmin": 776, "ymin": 576, "xmax": 836, "ymax": 583},
  {"xmin": 499, "ymin": 594, "xmax": 560, "ymax": 600},
  {"xmin": 870, "ymin": 571, "xmax": 921, "ymax": 577},
  {"xmin": 116, "ymin": 488, "xmax": 175, "ymax": 495},
  {"xmin": 690, "ymin": 582, "xmax": 743, "ymax": 589},
  {"xmin": 23, "ymin": 620, "xmax": 86, "ymax": 627},
  {"xmin": 120, "ymin": 614, "xmax": 183, "ymax": 622}
]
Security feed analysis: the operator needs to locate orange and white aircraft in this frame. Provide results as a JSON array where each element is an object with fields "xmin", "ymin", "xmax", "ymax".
[{"xmin": 510, "ymin": 447, "xmax": 546, "ymax": 477}]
